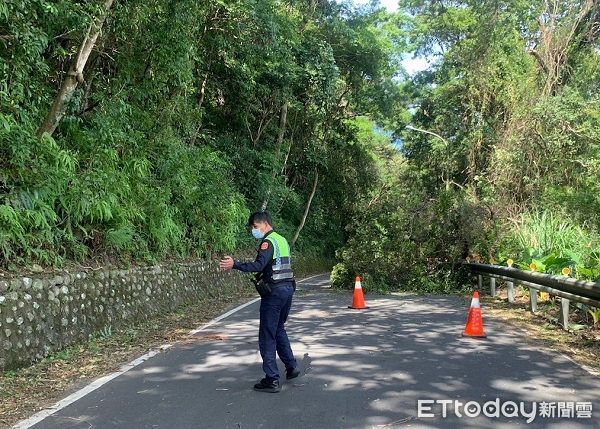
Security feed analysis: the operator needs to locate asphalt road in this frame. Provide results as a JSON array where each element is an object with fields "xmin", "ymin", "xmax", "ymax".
[{"xmin": 21, "ymin": 274, "xmax": 600, "ymax": 429}]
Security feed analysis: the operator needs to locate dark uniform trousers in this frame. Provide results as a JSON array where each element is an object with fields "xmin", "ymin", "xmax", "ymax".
[{"xmin": 259, "ymin": 282, "xmax": 297, "ymax": 380}]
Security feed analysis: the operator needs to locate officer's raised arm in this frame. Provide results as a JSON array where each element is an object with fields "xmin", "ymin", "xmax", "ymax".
[{"xmin": 230, "ymin": 242, "xmax": 273, "ymax": 273}]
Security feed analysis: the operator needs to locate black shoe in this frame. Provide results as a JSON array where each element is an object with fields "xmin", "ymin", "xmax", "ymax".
[
  {"xmin": 253, "ymin": 378, "xmax": 280, "ymax": 393},
  {"xmin": 286, "ymin": 367, "xmax": 300, "ymax": 380}
]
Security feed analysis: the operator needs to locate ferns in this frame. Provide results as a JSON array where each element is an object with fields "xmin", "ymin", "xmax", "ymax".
[
  {"xmin": 0, "ymin": 205, "xmax": 22, "ymax": 230},
  {"xmin": 0, "ymin": 204, "xmax": 25, "ymax": 260},
  {"xmin": 105, "ymin": 225, "xmax": 135, "ymax": 252},
  {"xmin": 1, "ymin": 0, "xmax": 396, "ymax": 271},
  {"xmin": 0, "ymin": 112, "xmax": 248, "ymax": 268}
]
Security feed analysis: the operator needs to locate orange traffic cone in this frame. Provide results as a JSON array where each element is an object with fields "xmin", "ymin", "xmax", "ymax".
[
  {"xmin": 348, "ymin": 276, "xmax": 369, "ymax": 309},
  {"xmin": 462, "ymin": 291, "xmax": 486, "ymax": 338}
]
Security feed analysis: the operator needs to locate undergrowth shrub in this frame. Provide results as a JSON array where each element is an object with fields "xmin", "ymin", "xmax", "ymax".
[
  {"xmin": 498, "ymin": 210, "xmax": 600, "ymax": 280},
  {"xmin": 0, "ymin": 112, "xmax": 248, "ymax": 268}
]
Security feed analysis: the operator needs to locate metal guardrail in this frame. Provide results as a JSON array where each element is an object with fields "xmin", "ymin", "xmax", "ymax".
[{"xmin": 465, "ymin": 263, "xmax": 600, "ymax": 330}]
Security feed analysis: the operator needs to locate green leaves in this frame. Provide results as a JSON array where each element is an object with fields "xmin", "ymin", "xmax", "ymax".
[
  {"xmin": 502, "ymin": 210, "xmax": 600, "ymax": 280},
  {"xmin": 0, "ymin": 3, "xmax": 9, "ymax": 20},
  {"xmin": 0, "ymin": 205, "xmax": 23, "ymax": 233},
  {"xmin": 0, "ymin": 0, "xmax": 407, "ymax": 269}
]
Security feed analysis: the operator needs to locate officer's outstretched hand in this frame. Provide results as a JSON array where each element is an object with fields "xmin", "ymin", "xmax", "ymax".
[{"xmin": 219, "ymin": 256, "xmax": 234, "ymax": 271}]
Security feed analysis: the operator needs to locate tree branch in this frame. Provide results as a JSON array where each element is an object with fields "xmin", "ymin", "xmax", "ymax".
[
  {"xmin": 291, "ymin": 169, "xmax": 319, "ymax": 246},
  {"xmin": 527, "ymin": 49, "xmax": 549, "ymax": 74}
]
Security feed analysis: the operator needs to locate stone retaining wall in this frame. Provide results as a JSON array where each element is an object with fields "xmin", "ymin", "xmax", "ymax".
[{"xmin": 0, "ymin": 261, "xmax": 249, "ymax": 370}]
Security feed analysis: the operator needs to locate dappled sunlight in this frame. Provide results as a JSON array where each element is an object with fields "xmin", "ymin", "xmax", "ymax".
[
  {"xmin": 33, "ymin": 277, "xmax": 600, "ymax": 429},
  {"xmin": 140, "ymin": 366, "xmax": 168, "ymax": 375},
  {"xmin": 430, "ymin": 379, "xmax": 472, "ymax": 393}
]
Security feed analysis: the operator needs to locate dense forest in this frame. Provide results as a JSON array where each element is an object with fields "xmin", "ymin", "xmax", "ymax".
[{"xmin": 1, "ymin": 0, "xmax": 599, "ymax": 291}]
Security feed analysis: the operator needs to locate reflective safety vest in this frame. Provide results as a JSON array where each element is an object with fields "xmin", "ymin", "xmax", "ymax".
[{"xmin": 265, "ymin": 231, "xmax": 294, "ymax": 283}]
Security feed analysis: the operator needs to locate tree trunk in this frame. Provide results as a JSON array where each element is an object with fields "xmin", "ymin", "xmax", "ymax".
[
  {"xmin": 291, "ymin": 169, "xmax": 318, "ymax": 246},
  {"xmin": 79, "ymin": 53, "xmax": 101, "ymax": 115},
  {"xmin": 261, "ymin": 101, "xmax": 288, "ymax": 211},
  {"xmin": 198, "ymin": 70, "xmax": 209, "ymax": 109},
  {"xmin": 248, "ymin": 105, "xmax": 274, "ymax": 148},
  {"xmin": 275, "ymin": 101, "xmax": 288, "ymax": 148},
  {"xmin": 190, "ymin": 68, "xmax": 211, "ymax": 146},
  {"xmin": 37, "ymin": 0, "xmax": 115, "ymax": 138}
]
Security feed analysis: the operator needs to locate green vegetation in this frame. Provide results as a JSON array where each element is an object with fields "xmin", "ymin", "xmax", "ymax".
[
  {"xmin": 333, "ymin": 0, "xmax": 600, "ymax": 290},
  {"xmin": 0, "ymin": 0, "xmax": 403, "ymax": 268},
  {"xmin": 500, "ymin": 210, "xmax": 600, "ymax": 279},
  {"xmin": 1, "ymin": 0, "xmax": 599, "ymax": 290}
]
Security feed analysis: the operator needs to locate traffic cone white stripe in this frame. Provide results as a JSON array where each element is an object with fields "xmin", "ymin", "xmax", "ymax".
[
  {"xmin": 348, "ymin": 276, "xmax": 368, "ymax": 309},
  {"xmin": 463, "ymin": 291, "xmax": 486, "ymax": 338}
]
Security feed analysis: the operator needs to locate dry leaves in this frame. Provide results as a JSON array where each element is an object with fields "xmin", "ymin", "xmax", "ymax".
[{"xmin": 0, "ymin": 288, "xmax": 255, "ymax": 428}]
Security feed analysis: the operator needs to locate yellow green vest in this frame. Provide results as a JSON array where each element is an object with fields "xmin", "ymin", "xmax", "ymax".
[{"xmin": 265, "ymin": 231, "xmax": 294, "ymax": 282}]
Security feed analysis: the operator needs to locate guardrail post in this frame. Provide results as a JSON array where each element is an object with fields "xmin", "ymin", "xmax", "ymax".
[
  {"xmin": 507, "ymin": 281, "xmax": 515, "ymax": 303},
  {"xmin": 490, "ymin": 277, "xmax": 496, "ymax": 297},
  {"xmin": 529, "ymin": 288, "xmax": 537, "ymax": 313},
  {"xmin": 477, "ymin": 274, "xmax": 483, "ymax": 291},
  {"xmin": 465, "ymin": 263, "xmax": 600, "ymax": 331},
  {"xmin": 559, "ymin": 298, "xmax": 570, "ymax": 330}
]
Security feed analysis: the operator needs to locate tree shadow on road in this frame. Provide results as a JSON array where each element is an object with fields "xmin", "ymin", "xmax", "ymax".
[{"xmin": 32, "ymin": 281, "xmax": 600, "ymax": 429}]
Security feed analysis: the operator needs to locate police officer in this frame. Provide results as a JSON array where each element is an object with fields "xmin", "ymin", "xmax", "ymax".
[{"xmin": 219, "ymin": 211, "xmax": 300, "ymax": 393}]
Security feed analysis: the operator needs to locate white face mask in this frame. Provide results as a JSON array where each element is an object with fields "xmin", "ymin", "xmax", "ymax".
[{"xmin": 251, "ymin": 228, "xmax": 264, "ymax": 239}]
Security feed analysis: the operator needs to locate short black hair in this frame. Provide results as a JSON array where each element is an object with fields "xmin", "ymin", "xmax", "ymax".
[{"xmin": 248, "ymin": 211, "xmax": 272, "ymax": 227}]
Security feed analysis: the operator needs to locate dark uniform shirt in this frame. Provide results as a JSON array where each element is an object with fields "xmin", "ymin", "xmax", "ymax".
[{"xmin": 233, "ymin": 230, "xmax": 277, "ymax": 280}]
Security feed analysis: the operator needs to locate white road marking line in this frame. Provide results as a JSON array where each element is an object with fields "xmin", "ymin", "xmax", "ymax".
[
  {"xmin": 12, "ymin": 273, "xmax": 329, "ymax": 429},
  {"xmin": 189, "ymin": 272, "xmax": 328, "ymax": 335},
  {"xmin": 12, "ymin": 345, "xmax": 172, "ymax": 429}
]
